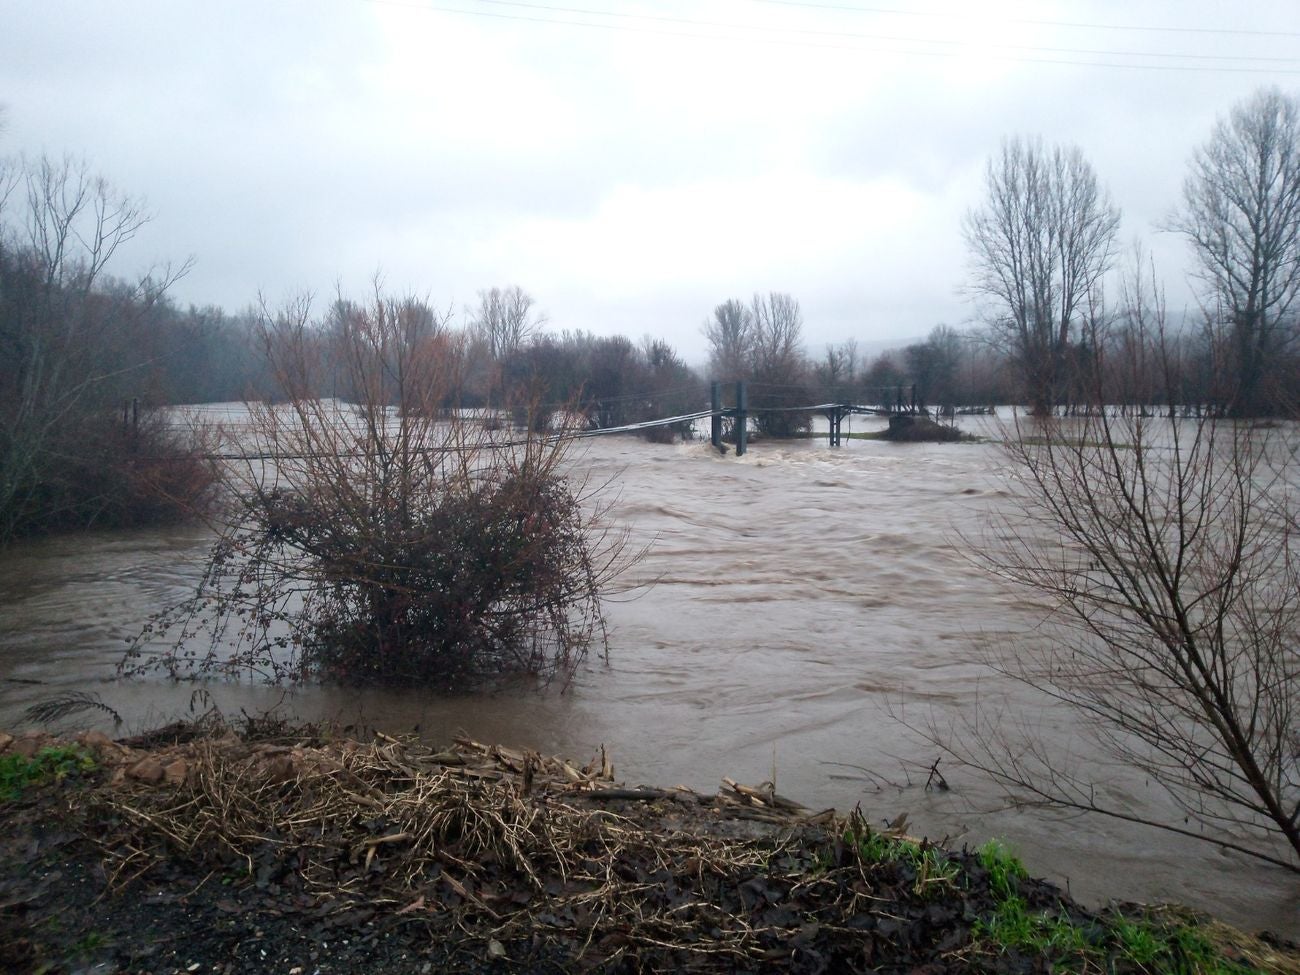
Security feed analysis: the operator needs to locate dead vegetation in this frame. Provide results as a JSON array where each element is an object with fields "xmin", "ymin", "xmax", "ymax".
[
  {"xmin": 3, "ymin": 722, "xmax": 1297, "ymax": 973},
  {"xmin": 79, "ymin": 728, "xmax": 855, "ymax": 968}
]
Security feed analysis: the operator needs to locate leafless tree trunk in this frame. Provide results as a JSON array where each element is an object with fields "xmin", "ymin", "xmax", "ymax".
[
  {"xmin": 927, "ymin": 280, "xmax": 1300, "ymax": 872},
  {"xmin": 964, "ymin": 137, "xmax": 1120, "ymax": 416},
  {"xmin": 1172, "ymin": 86, "xmax": 1300, "ymax": 418}
]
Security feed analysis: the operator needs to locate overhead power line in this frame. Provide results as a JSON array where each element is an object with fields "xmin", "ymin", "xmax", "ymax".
[
  {"xmin": 468, "ymin": 0, "xmax": 1300, "ymax": 64},
  {"xmin": 361, "ymin": 0, "xmax": 1300, "ymax": 74},
  {"xmin": 747, "ymin": 0, "xmax": 1300, "ymax": 40}
]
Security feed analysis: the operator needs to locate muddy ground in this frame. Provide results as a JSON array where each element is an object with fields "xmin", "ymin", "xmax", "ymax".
[{"xmin": 1, "ymin": 723, "xmax": 1295, "ymax": 975}]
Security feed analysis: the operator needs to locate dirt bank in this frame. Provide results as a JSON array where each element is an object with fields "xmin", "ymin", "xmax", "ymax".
[{"xmin": 1, "ymin": 722, "xmax": 1296, "ymax": 974}]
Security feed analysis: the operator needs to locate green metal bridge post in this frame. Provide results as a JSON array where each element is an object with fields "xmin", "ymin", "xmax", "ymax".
[
  {"xmin": 711, "ymin": 381, "xmax": 722, "ymax": 450},
  {"xmin": 735, "ymin": 381, "xmax": 747, "ymax": 457}
]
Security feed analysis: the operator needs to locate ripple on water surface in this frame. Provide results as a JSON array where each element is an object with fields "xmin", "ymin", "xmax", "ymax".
[{"xmin": 0, "ymin": 429, "xmax": 1296, "ymax": 934}]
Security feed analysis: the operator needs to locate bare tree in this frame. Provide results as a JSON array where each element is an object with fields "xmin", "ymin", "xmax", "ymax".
[
  {"xmin": 928, "ymin": 280, "xmax": 1300, "ymax": 872},
  {"xmin": 581, "ymin": 334, "xmax": 642, "ymax": 428},
  {"xmin": 749, "ymin": 292, "xmax": 803, "ymax": 374},
  {"xmin": 22, "ymin": 154, "xmax": 146, "ymax": 293},
  {"xmin": 0, "ymin": 156, "xmax": 16, "ymax": 220},
  {"xmin": 905, "ymin": 324, "xmax": 963, "ymax": 409},
  {"xmin": 862, "ymin": 352, "xmax": 905, "ymax": 398},
  {"xmin": 813, "ymin": 340, "xmax": 857, "ymax": 398},
  {"xmin": 703, "ymin": 293, "xmax": 808, "ymax": 436},
  {"xmin": 704, "ymin": 298, "xmax": 753, "ymax": 381},
  {"xmin": 748, "ymin": 292, "xmax": 809, "ymax": 437},
  {"xmin": 1173, "ymin": 87, "xmax": 1300, "ymax": 417},
  {"xmin": 0, "ymin": 154, "xmax": 196, "ymax": 541},
  {"xmin": 838, "ymin": 338, "xmax": 859, "ymax": 386},
  {"xmin": 1098, "ymin": 248, "xmax": 1189, "ymax": 413},
  {"xmin": 964, "ymin": 137, "xmax": 1121, "ymax": 415},
  {"xmin": 471, "ymin": 285, "xmax": 542, "ymax": 361},
  {"xmin": 468, "ymin": 286, "xmax": 544, "ymax": 415},
  {"xmin": 639, "ymin": 334, "xmax": 698, "ymax": 441}
]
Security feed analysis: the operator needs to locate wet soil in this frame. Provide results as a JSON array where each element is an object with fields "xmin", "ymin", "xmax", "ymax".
[{"xmin": 1, "ymin": 726, "xmax": 1295, "ymax": 975}]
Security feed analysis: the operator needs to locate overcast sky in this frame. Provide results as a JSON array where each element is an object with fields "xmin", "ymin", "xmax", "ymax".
[{"xmin": 3, "ymin": 0, "xmax": 1298, "ymax": 362}]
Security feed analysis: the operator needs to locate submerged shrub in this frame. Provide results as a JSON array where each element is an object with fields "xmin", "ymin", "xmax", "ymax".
[
  {"xmin": 1, "ymin": 408, "xmax": 216, "ymax": 541},
  {"xmin": 126, "ymin": 291, "xmax": 626, "ymax": 689}
]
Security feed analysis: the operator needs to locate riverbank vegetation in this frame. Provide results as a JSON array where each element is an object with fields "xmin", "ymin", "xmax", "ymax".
[
  {"xmin": 123, "ymin": 290, "xmax": 631, "ymax": 688},
  {"xmin": 2, "ymin": 721, "xmax": 1296, "ymax": 974},
  {"xmin": 0, "ymin": 154, "xmax": 218, "ymax": 544},
  {"xmin": 4, "ymin": 88, "xmax": 1298, "ymax": 545}
]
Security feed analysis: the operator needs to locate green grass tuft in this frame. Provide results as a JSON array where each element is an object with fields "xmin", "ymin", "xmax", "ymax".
[
  {"xmin": 977, "ymin": 895, "xmax": 1095, "ymax": 958},
  {"xmin": 976, "ymin": 838, "xmax": 1028, "ymax": 900},
  {"xmin": 0, "ymin": 745, "xmax": 97, "ymax": 801},
  {"xmin": 969, "ymin": 840, "xmax": 1259, "ymax": 974},
  {"xmin": 843, "ymin": 817, "xmax": 960, "ymax": 897}
]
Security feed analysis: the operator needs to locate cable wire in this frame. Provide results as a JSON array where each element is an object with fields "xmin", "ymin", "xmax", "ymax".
[
  {"xmin": 360, "ymin": 0, "xmax": 1300, "ymax": 73},
  {"xmin": 466, "ymin": 0, "xmax": 1300, "ymax": 65},
  {"xmin": 747, "ymin": 0, "xmax": 1300, "ymax": 40}
]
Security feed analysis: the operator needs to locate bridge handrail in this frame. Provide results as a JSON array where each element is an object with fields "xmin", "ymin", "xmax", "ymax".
[{"xmin": 199, "ymin": 396, "xmax": 922, "ymax": 462}]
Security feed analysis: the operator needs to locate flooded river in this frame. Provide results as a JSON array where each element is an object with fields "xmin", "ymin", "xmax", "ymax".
[{"xmin": 1, "ymin": 416, "xmax": 1296, "ymax": 935}]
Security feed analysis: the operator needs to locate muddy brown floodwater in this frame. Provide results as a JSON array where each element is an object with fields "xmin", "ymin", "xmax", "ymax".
[{"xmin": 0, "ymin": 413, "xmax": 1296, "ymax": 936}]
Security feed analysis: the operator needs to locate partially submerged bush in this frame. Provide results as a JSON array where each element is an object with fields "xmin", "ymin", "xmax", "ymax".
[
  {"xmin": 126, "ymin": 291, "xmax": 627, "ymax": 688},
  {"xmin": 1, "ymin": 409, "xmax": 216, "ymax": 540},
  {"xmin": 882, "ymin": 413, "xmax": 968, "ymax": 442}
]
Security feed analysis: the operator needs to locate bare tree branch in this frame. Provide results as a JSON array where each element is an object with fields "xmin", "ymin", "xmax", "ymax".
[
  {"xmin": 924, "ymin": 278, "xmax": 1299, "ymax": 872},
  {"xmin": 964, "ymin": 138, "xmax": 1120, "ymax": 415}
]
